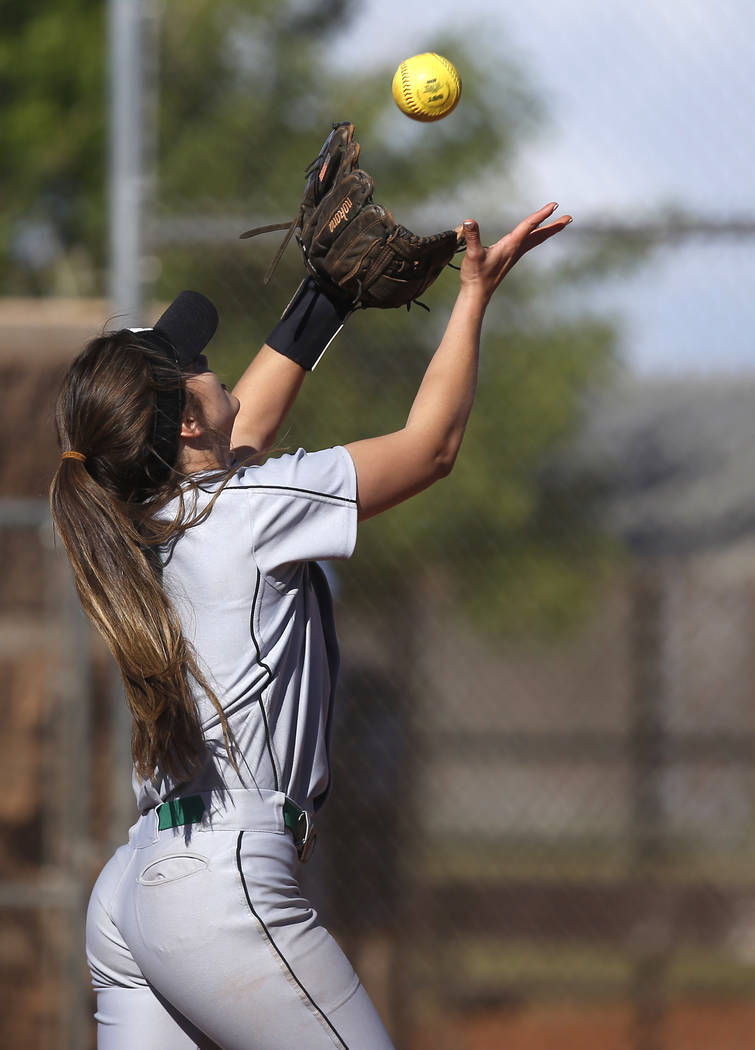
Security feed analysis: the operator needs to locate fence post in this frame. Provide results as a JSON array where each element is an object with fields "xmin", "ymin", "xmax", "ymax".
[{"xmin": 629, "ymin": 558, "xmax": 669, "ymax": 1050}]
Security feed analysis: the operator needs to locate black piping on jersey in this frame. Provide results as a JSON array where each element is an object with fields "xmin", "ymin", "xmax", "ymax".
[
  {"xmin": 250, "ymin": 566, "xmax": 280, "ymax": 792},
  {"xmin": 235, "ymin": 832, "xmax": 351, "ymax": 1049},
  {"xmin": 226, "ymin": 482, "xmax": 357, "ymax": 507},
  {"xmin": 307, "ymin": 561, "xmax": 341, "ymax": 813}
]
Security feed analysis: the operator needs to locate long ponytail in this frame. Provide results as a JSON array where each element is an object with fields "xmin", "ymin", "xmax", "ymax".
[{"xmin": 50, "ymin": 331, "xmax": 232, "ymax": 783}]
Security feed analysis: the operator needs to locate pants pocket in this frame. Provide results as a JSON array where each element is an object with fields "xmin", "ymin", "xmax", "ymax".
[{"xmin": 138, "ymin": 853, "xmax": 209, "ymax": 886}]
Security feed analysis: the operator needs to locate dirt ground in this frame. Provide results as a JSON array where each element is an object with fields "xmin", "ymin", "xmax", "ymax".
[{"xmin": 410, "ymin": 1000, "xmax": 755, "ymax": 1050}]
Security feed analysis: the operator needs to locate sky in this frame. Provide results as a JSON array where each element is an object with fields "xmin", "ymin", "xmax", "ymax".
[{"xmin": 334, "ymin": 0, "xmax": 755, "ymax": 375}]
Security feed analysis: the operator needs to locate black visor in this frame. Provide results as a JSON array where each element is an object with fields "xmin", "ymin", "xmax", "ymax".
[{"xmin": 151, "ymin": 290, "xmax": 219, "ymax": 368}]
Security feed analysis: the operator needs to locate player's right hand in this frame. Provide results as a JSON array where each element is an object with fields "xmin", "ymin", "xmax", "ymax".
[{"xmin": 458, "ymin": 204, "xmax": 572, "ymax": 306}]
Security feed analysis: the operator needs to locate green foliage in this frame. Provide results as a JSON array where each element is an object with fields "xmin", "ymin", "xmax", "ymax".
[
  {"xmin": 332, "ymin": 314, "xmax": 620, "ymax": 634},
  {"xmin": 148, "ymin": 11, "xmax": 536, "ymax": 353},
  {"xmin": 0, "ymin": 0, "xmax": 105, "ymax": 292},
  {"xmin": 1, "ymin": 0, "xmax": 626, "ymax": 636}
]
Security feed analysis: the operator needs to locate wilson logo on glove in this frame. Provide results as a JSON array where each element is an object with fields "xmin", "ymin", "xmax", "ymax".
[{"xmin": 328, "ymin": 198, "xmax": 353, "ymax": 234}]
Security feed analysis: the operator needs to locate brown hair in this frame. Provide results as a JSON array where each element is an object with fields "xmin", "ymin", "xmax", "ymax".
[{"xmin": 49, "ymin": 330, "xmax": 233, "ymax": 783}]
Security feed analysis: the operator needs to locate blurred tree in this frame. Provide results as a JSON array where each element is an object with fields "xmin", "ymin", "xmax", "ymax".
[
  {"xmin": 0, "ymin": 0, "xmax": 105, "ymax": 294},
  {"xmin": 149, "ymin": 0, "xmax": 534, "ymax": 339},
  {"xmin": 145, "ymin": 0, "xmax": 620, "ymax": 632},
  {"xmin": 0, "ymin": 0, "xmax": 622, "ymax": 633}
]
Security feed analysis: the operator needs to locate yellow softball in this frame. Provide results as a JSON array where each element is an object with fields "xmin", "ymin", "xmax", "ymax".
[{"xmin": 391, "ymin": 52, "xmax": 462, "ymax": 122}]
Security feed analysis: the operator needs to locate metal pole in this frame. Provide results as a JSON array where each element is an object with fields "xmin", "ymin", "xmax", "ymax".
[
  {"xmin": 107, "ymin": 0, "xmax": 156, "ymax": 844},
  {"xmin": 106, "ymin": 0, "xmax": 153, "ymax": 878},
  {"xmin": 108, "ymin": 0, "xmax": 147, "ymax": 323}
]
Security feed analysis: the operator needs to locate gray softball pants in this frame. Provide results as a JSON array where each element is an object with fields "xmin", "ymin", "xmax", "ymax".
[{"xmin": 86, "ymin": 789, "xmax": 395, "ymax": 1050}]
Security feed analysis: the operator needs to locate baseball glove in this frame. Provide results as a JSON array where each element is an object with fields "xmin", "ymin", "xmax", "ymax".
[{"xmin": 240, "ymin": 121, "xmax": 464, "ymax": 310}]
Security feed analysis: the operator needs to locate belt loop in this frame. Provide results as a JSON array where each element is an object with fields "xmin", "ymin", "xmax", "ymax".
[{"xmin": 282, "ymin": 797, "xmax": 317, "ymax": 862}]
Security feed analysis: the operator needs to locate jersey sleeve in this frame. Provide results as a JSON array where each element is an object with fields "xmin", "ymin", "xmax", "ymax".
[{"xmin": 242, "ymin": 446, "xmax": 358, "ymax": 574}]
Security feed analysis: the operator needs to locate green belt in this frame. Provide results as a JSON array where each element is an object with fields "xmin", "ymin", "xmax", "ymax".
[
  {"xmin": 155, "ymin": 794, "xmax": 316, "ymax": 861},
  {"xmin": 157, "ymin": 795, "xmax": 206, "ymax": 830}
]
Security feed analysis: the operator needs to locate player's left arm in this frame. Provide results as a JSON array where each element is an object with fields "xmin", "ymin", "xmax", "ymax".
[{"xmin": 346, "ymin": 204, "xmax": 572, "ymax": 521}]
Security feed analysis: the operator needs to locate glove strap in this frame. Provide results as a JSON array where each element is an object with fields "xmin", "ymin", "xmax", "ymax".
[{"xmin": 267, "ymin": 277, "xmax": 352, "ymax": 371}]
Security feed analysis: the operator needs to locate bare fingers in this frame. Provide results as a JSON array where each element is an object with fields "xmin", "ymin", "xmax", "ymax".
[{"xmin": 519, "ymin": 212, "xmax": 573, "ymax": 255}]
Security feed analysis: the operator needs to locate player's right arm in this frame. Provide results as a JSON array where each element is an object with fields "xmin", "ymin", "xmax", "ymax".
[
  {"xmin": 345, "ymin": 204, "xmax": 571, "ymax": 522},
  {"xmin": 231, "ymin": 282, "xmax": 351, "ymax": 462}
]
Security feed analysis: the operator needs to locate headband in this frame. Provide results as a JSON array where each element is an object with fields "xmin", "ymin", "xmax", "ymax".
[{"xmin": 128, "ymin": 291, "xmax": 219, "ymax": 480}]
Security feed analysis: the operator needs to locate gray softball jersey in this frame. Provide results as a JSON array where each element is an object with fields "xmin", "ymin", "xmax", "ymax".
[{"xmin": 134, "ymin": 446, "xmax": 358, "ymax": 816}]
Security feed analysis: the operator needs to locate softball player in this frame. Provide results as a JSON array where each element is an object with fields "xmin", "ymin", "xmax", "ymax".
[{"xmin": 50, "ymin": 205, "xmax": 570, "ymax": 1050}]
